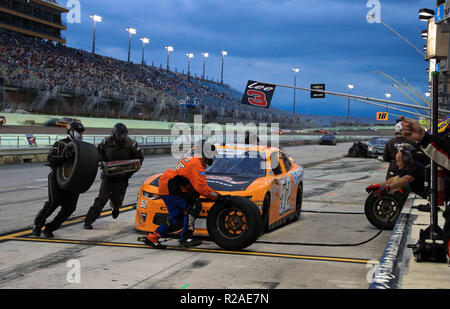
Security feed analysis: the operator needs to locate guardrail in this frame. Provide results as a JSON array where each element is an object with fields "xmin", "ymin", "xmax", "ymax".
[{"xmin": 0, "ymin": 134, "xmax": 376, "ymax": 151}]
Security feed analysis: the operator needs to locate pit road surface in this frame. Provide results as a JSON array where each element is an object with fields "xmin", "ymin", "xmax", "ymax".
[{"xmin": 0, "ymin": 143, "xmax": 391, "ymax": 289}]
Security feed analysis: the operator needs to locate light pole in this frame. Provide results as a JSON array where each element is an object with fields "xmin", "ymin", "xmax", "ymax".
[
  {"xmin": 292, "ymin": 68, "xmax": 299, "ymax": 114},
  {"xmin": 140, "ymin": 37, "xmax": 149, "ymax": 65},
  {"xmin": 385, "ymin": 93, "xmax": 391, "ymax": 112},
  {"xmin": 165, "ymin": 46, "xmax": 174, "ymax": 71},
  {"xmin": 201, "ymin": 52, "xmax": 209, "ymax": 80},
  {"xmin": 186, "ymin": 53, "xmax": 194, "ymax": 79},
  {"xmin": 90, "ymin": 15, "xmax": 102, "ymax": 54},
  {"xmin": 126, "ymin": 28, "xmax": 136, "ymax": 63},
  {"xmin": 221, "ymin": 50, "xmax": 227, "ymax": 84},
  {"xmin": 347, "ymin": 84, "xmax": 354, "ymax": 122}
]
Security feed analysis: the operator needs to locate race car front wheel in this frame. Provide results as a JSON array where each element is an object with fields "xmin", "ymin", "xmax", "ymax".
[
  {"xmin": 57, "ymin": 140, "xmax": 99, "ymax": 194},
  {"xmin": 207, "ymin": 196, "xmax": 264, "ymax": 251}
]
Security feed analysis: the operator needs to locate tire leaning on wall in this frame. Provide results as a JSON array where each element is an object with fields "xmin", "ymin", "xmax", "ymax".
[{"xmin": 56, "ymin": 140, "xmax": 99, "ymax": 194}]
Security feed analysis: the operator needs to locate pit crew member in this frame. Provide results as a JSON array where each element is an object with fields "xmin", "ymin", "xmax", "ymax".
[
  {"xmin": 32, "ymin": 121, "xmax": 85, "ymax": 237},
  {"xmin": 142, "ymin": 140, "xmax": 221, "ymax": 248},
  {"xmin": 84, "ymin": 123, "xmax": 144, "ymax": 229}
]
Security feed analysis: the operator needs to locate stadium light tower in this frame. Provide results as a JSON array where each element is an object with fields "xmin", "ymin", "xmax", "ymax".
[
  {"xmin": 126, "ymin": 27, "xmax": 137, "ymax": 63},
  {"xmin": 201, "ymin": 52, "xmax": 209, "ymax": 80},
  {"xmin": 140, "ymin": 37, "xmax": 149, "ymax": 65},
  {"xmin": 346, "ymin": 84, "xmax": 354, "ymax": 122},
  {"xmin": 90, "ymin": 14, "xmax": 102, "ymax": 54},
  {"xmin": 186, "ymin": 53, "xmax": 194, "ymax": 79},
  {"xmin": 221, "ymin": 50, "xmax": 228, "ymax": 84},
  {"xmin": 165, "ymin": 46, "xmax": 174, "ymax": 71},
  {"xmin": 292, "ymin": 68, "xmax": 300, "ymax": 114},
  {"xmin": 418, "ymin": 8, "xmax": 434, "ymax": 21}
]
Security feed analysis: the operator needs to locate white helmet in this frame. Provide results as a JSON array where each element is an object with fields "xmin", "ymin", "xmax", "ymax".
[{"xmin": 395, "ymin": 122, "xmax": 402, "ymax": 135}]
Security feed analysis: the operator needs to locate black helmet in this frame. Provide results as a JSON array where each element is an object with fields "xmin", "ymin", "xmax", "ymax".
[
  {"xmin": 112, "ymin": 123, "xmax": 128, "ymax": 143},
  {"xmin": 67, "ymin": 121, "xmax": 85, "ymax": 140},
  {"xmin": 195, "ymin": 139, "xmax": 216, "ymax": 166}
]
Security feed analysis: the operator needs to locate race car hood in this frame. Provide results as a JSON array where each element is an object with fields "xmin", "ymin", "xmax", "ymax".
[
  {"xmin": 148, "ymin": 174, "xmax": 258, "ymax": 192},
  {"xmin": 205, "ymin": 174, "xmax": 258, "ymax": 192}
]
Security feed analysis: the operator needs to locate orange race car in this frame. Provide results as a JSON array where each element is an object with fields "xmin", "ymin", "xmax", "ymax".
[
  {"xmin": 55, "ymin": 117, "xmax": 80, "ymax": 128},
  {"xmin": 135, "ymin": 144, "xmax": 304, "ymax": 248}
]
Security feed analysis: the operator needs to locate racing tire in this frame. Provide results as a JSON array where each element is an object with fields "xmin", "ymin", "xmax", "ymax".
[
  {"xmin": 56, "ymin": 140, "xmax": 99, "ymax": 194},
  {"xmin": 364, "ymin": 192, "xmax": 407, "ymax": 230},
  {"xmin": 262, "ymin": 194, "xmax": 271, "ymax": 232},
  {"xmin": 207, "ymin": 196, "xmax": 264, "ymax": 251},
  {"xmin": 293, "ymin": 183, "xmax": 303, "ymax": 221}
]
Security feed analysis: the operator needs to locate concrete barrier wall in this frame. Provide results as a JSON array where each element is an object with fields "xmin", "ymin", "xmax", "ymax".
[
  {"xmin": 0, "ymin": 113, "xmax": 174, "ymax": 130},
  {"xmin": 0, "ymin": 137, "xmax": 365, "ymax": 165}
]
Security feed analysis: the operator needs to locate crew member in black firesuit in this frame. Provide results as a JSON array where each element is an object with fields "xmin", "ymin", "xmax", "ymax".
[
  {"xmin": 84, "ymin": 123, "xmax": 144, "ymax": 229},
  {"xmin": 32, "ymin": 121, "xmax": 85, "ymax": 237},
  {"xmin": 383, "ymin": 122, "xmax": 418, "ymax": 179}
]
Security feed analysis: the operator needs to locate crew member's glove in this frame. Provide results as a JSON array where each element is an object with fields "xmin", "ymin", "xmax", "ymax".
[
  {"xmin": 365, "ymin": 184, "xmax": 380, "ymax": 193},
  {"xmin": 366, "ymin": 184, "xmax": 390, "ymax": 197}
]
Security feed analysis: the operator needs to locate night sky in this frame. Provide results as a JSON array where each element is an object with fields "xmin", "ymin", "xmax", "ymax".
[{"xmin": 61, "ymin": 0, "xmax": 432, "ymax": 120}]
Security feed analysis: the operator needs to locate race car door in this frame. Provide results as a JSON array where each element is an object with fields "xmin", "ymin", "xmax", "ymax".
[
  {"xmin": 270, "ymin": 151, "xmax": 295, "ymax": 218},
  {"xmin": 278, "ymin": 151, "xmax": 296, "ymax": 217}
]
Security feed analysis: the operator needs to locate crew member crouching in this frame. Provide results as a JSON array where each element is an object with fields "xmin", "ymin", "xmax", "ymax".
[{"xmin": 142, "ymin": 140, "xmax": 221, "ymax": 248}]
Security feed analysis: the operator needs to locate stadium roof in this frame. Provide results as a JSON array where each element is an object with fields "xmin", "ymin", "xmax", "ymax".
[{"xmin": 32, "ymin": 0, "xmax": 69, "ymax": 12}]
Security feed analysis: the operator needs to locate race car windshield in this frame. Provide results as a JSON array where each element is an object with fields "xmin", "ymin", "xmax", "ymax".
[{"xmin": 206, "ymin": 151, "xmax": 265, "ymax": 177}]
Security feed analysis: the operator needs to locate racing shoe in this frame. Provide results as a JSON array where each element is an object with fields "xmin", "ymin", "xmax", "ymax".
[
  {"xmin": 179, "ymin": 238, "xmax": 202, "ymax": 248},
  {"xmin": 138, "ymin": 232, "xmax": 166, "ymax": 249},
  {"xmin": 84, "ymin": 223, "xmax": 93, "ymax": 230},
  {"xmin": 43, "ymin": 226, "xmax": 54, "ymax": 238},
  {"xmin": 31, "ymin": 225, "xmax": 42, "ymax": 237},
  {"xmin": 112, "ymin": 208, "xmax": 120, "ymax": 219}
]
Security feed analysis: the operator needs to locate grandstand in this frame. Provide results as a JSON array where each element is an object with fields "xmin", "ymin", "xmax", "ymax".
[
  {"xmin": 0, "ymin": 29, "xmax": 316, "ymax": 127},
  {"xmin": 0, "ymin": 0, "xmax": 67, "ymax": 44}
]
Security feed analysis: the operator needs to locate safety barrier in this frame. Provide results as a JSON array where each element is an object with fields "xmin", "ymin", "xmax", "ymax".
[{"xmin": 0, "ymin": 134, "xmax": 375, "ymax": 150}]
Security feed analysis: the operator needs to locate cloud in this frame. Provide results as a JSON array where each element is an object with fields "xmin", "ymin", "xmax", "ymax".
[{"xmin": 61, "ymin": 0, "xmax": 430, "ymax": 118}]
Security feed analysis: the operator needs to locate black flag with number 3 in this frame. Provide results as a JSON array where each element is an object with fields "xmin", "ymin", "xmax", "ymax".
[{"xmin": 241, "ymin": 81, "xmax": 276, "ymax": 109}]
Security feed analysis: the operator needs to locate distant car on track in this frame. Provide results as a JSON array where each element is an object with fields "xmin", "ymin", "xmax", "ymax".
[
  {"xmin": 366, "ymin": 137, "xmax": 389, "ymax": 157},
  {"xmin": 316, "ymin": 129, "xmax": 329, "ymax": 134},
  {"xmin": 135, "ymin": 144, "xmax": 304, "ymax": 249},
  {"xmin": 319, "ymin": 134, "xmax": 337, "ymax": 146},
  {"xmin": 0, "ymin": 115, "xmax": 5, "ymax": 127},
  {"xmin": 55, "ymin": 117, "xmax": 81, "ymax": 128}
]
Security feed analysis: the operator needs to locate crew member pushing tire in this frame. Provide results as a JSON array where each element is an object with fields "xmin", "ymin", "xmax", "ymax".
[{"xmin": 32, "ymin": 121, "xmax": 86, "ymax": 237}]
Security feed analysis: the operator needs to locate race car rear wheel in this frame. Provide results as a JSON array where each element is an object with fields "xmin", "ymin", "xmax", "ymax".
[
  {"xmin": 207, "ymin": 196, "xmax": 264, "ymax": 251},
  {"xmin": 293, "ymin": 183, "xmax": 303, "ymax": 221},
  {"xmin": 56, "ymin": 140, "xmax": 99, "ymax": 194},
  {"xmin": 262, "ymin": 194, "xmax": 271, "ymax": 231},
  {"xmin": 364, "ymin": 192, "xmax": 406, "ymax": 230}
]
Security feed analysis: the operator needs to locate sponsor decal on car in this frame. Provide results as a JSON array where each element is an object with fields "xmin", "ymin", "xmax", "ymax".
[{"xmin": 289, "ymin": 167, "xmax": 304, "ymax": 186}]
